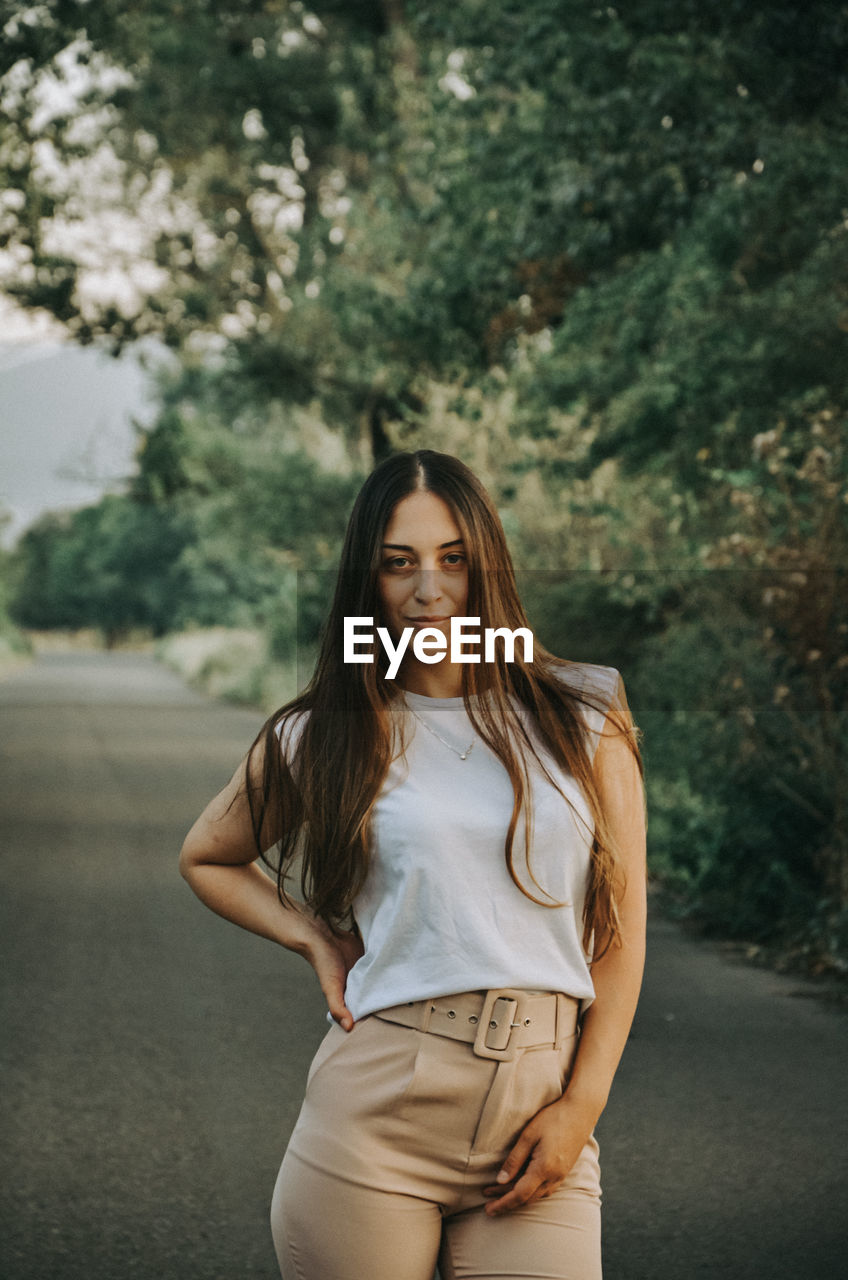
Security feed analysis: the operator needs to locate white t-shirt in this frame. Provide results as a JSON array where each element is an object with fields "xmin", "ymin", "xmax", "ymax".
[{"xmin": 300, "ymin": 662, "xmax": 621, "ymax": 1022}]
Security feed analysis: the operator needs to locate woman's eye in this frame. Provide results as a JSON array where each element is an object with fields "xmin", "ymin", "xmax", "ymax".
[
  {"xmin": 383, "ymin": 556, "xmax": 412, "ymax": 571},
  {"xmin": 443, "ymin": 553, "xmax": 466, "ymax": 568}
]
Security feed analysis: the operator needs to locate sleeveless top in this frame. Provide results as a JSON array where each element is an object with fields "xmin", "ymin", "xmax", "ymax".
[{"xmin": 280, "ymin": 663, "xmax": 623, "ymax": 1022}]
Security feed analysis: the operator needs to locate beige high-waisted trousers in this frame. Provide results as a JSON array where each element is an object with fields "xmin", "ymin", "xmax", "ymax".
[{"xmin": 270, "ymin": 995, "xmax": 602, "ymax": 1280}]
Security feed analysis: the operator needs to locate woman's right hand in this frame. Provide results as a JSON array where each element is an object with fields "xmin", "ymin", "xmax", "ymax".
[{"xmin": 303, "ymin": 925, "xmax": 364, "ymax": 1031}]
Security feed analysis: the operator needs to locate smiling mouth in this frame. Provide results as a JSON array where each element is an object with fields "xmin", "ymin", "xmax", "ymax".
[{"xmin": 407, "ymin": 616, "xmax": 450, "ymax": 624}]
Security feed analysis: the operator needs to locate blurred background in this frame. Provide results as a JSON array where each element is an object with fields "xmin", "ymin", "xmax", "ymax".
[{"xmin": 1, "ymin": 0, "xmax": 846, "ymax": 975}]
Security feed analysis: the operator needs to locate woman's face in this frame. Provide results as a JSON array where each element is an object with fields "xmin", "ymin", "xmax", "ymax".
[{"xmin": 377, "ymin": 490, "xmax": 469, "ymax": 641}]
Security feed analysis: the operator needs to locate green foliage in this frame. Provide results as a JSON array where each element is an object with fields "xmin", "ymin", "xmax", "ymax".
[
  {"xmin": 132, "ymin": 359, "xmax": 363, "ymax": 630},
  {"xmin": 9, "ymin": 358, "xmax": 362, "ymax": 647},
  {"xmin": 5, "ymin": 0, "xmax": 846, "ymax": 468},
  {"xmin": 523, "ymin": 563, "xmax": 845, "ymax": 949},
  {"xmin": 519, "ymin": 570, "xmax": 670, "ymax": 672},
  {"xmin": 156, "ymin": 625, "xmax": 294, "ymax": 708},
  {"xmin": 2, "ymin": 0, "xmax": 847, "ymax": 963},
  {"xmin": 0, "ymin": 524, "xmax": 32, "ymax": 665},
  {"xmin": 632, "ymin": 600, "xmax": 822, "ymax": 937},
  {"xmin": 9, "ymin": 498, "xmax": 195, "ymax": 640}
]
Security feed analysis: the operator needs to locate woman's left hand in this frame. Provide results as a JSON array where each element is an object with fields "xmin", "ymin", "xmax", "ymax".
[{"xmin": 482, "ymin": 1094, "xmax": 597, "ymax": 1216}]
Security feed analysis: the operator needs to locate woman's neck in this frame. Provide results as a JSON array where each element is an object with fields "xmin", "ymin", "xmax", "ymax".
[{"xmin": 397, "ymin": 659, "xmax": 463, "ymax": 698}]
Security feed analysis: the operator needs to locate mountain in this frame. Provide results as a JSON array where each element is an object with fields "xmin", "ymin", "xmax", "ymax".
[{"xmin": 0, "ymin": 342, "xmax": 160, "ymax": 547}]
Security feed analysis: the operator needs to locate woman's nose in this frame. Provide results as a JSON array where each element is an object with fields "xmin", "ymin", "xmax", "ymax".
[{"xmin": 413, "ymin": 570, "xmax": 442, "ymax": 603}]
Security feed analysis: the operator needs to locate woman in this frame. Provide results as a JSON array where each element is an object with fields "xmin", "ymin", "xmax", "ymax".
[{"xmin": 179, "ymin": 450, "xmax": 646, "ymax": 1280}]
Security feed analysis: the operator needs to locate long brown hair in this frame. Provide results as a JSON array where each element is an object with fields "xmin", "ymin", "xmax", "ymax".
[{"xmin": 247, "ymin": 450, "xmax": 641, "ymax": 957}]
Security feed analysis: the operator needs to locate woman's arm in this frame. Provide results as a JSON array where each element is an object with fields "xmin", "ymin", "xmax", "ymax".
[
  {"xmin": 484, "ymin": 710, "xmax": 647, "ymax": 1215},
  {"xmin": 179, "ymin": 746, "xmax": 363, "ymax": 1030}
]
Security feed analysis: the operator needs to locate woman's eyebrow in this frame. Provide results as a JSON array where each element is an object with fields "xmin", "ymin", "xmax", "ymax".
[{"xmin": 382, "ymin": 539, "xmax": 464, "ymax": 551}]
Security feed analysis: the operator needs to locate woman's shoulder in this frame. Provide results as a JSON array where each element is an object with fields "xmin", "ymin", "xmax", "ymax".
[
  {"xmin": 551, "ymin": 660, "xmax": 622, "ymax": 704},
  {"xmin": 548, "ymin": 661, "xmax": 627, "ymax": 759},
  {"xmin": 273, "ymin": 706, "xmax": 311, "ymax": 762}
]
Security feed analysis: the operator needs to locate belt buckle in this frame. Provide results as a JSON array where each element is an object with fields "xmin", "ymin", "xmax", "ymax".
[{"xmin": 472, "ymin": 990, "xmax": 520, "ymax": 1061}]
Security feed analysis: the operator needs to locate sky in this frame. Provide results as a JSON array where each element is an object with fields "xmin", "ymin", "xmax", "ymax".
[{"xmin": 0, "ymin": 303, "xmax": 159, "ymax": 548}]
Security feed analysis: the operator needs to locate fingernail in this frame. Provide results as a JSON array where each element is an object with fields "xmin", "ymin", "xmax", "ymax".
[{"xmin": 496, "ymin": 1170, "xmax": 510, "ymax": 1184}]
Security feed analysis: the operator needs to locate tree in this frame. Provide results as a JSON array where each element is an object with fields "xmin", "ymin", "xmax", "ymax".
[
  {"xmin": 3, "ymin": 1, "xmax": 846, "ymax": 476},
  {"xmin": 4, "ymin": 0, "xmax": 848, "ymax": 960},
  {"xmin": 10, "ymin": 497, "xmax": 194, "ymax": 640}
]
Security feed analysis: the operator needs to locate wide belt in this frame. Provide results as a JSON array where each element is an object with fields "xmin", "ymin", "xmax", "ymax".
[{"xmin": 374, "ymin": 989, "xmax": 579, "ymax": 1062}]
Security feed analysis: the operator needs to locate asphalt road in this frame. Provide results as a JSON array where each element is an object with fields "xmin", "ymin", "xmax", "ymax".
[{"xmin": 1, "ymin": 651, "xmax": 846, "ymax": 1280}]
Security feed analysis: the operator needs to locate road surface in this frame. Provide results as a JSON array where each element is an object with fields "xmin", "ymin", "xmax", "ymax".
[{"xmin": 1, "ymin": 651, "xmax": 845, "ymax": 1279}]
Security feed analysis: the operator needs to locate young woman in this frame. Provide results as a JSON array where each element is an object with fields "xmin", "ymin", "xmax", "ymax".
[{"xmin": 179, "ymin": 450, "xmax": 646, "ymax": 1280}]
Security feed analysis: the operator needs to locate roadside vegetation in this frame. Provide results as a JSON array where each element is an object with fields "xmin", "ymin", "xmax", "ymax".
[{"xmin": 2, "ymin": 0, "xmax": 846, "ymax": 974}]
